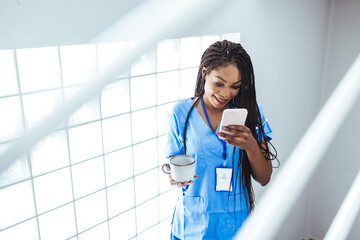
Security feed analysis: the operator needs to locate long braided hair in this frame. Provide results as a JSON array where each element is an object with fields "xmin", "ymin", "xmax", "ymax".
[{"xmin": 194, "ymin": 40, "xmax": 278, "ymax": 212}]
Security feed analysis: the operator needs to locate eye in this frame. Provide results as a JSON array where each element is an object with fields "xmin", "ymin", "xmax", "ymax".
[
  {"xmin": 214, "ymin": 82, "xmax": 223, "ymax": 87},
  {"xmin": 232, "ymin": 85, "xmax": 241, "ymax": 89}
]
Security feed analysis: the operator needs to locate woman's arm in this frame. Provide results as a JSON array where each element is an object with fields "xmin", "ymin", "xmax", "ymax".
[
  {"xmin": 244, "ymin": 139, "xmax": 272, "ymax": 186},
  {"xmin": 217, "ymin": 125, "xmax": 272, "ymax": 186}
]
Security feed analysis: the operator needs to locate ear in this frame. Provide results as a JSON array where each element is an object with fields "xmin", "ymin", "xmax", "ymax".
[{"xmin": 201, "ymin": 67, "xmax": 208, "ymax": 77}]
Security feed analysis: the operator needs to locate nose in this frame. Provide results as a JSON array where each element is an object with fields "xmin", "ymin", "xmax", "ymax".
[{"xmin": 219, "ymin": 88, "xmax": 230, "ymax": 98}]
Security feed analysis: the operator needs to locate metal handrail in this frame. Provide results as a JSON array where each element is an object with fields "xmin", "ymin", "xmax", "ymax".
[
  {"xmin": 235, "ymin": 53, "xmax": 360, "ymax": 240},
  {"xmin": 324, "ymin": 170, "xmax": 360, "ymax": 240},
  {"xmin": 0, "ymin": 0, "xmax": 227, "ymax": 175}
]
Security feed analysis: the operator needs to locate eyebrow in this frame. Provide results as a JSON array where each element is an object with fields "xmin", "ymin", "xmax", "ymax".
[{"xmin": 215, "ymin": 75, "xmax": 241, "ymax": 84}]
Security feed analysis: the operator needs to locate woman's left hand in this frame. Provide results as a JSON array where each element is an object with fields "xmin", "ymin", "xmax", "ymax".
[{"xmin": 216, "ymin": 125, "xmax": 257, "ymax": 151}]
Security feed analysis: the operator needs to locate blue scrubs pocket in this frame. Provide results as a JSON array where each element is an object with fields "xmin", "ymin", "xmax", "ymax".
[
  {"xmin": 172, "ymin": 196, "xmax": 208, "ymax": 238},
  {"xmin": 184, "ymin": 196, "xmax": 207, "ymax": 237}
]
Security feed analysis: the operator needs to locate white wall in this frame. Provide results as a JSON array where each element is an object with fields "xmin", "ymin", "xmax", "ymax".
[
  {"xmin": 198, "ymin": 1, "xmax": 328, "ymax": 239},
  {"xmin": 241, "ymin": 1, "xmax": 328, "ymax": 239},
  {"xmin": 307, "ymin": 0, "xmax": 360, "ymax": 239},
  {"xmin": 179, "ymin": 1, "xmax": 330, "ymax": 239}
]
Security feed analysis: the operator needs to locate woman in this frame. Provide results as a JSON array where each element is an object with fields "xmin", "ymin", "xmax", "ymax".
[{"xmin": 165, "ymin": 40, "xmax": 278, "ymax": 239}]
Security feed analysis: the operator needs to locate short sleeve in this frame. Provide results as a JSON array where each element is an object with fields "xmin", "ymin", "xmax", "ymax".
[
  {"xmin": 257, "ymin": 104, "xmax": 273, "ymax": 141},
  {"xmin": 164, "ymin": 109, "xmax": 184, "ymax": 159}
]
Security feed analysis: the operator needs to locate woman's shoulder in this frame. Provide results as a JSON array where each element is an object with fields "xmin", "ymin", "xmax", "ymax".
[
  {"xmin": 170, "ymin": 98, "xmax": 194, "ymax": 115},
  {"xmin": 257, "ymin": 103, "xmax": 264, "ymax": 109},
  {"xmin": 257, "ymin": 104, "xmax": 269, "ymax": 117},
  {"xmin": 257, "ymin": 103, "xmax": 264, "ymax": 113}
]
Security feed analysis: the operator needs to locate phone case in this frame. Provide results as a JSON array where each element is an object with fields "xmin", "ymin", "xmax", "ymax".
[{"xmin": 219, "ymin": 109, "xmax": 248, "ymax": 138}]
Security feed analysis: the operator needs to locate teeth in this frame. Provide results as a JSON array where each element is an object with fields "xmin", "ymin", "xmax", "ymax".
[{"xmin": 215, "ymin": 96, "xmax": 227, "ymax": 103}]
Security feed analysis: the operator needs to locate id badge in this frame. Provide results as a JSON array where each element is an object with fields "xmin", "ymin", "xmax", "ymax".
[{"xmin": 216, "ymin": 168, "xmax": 233, "ymax": 191}]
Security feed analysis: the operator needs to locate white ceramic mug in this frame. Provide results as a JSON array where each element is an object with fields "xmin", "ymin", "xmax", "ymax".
[{"xmin": 162, "ymin": 155, "xmax": 196, "ymax": 182}]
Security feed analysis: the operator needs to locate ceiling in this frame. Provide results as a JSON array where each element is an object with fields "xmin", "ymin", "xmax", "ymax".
[{"xmin": 0, "ymin": 0, "xmax": 145, "ymax": 49}]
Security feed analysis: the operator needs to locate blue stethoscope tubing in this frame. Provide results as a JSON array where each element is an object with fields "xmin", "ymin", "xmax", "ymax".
[{"xmin": 183, "ymin": 96, "xmax": 227, "ymax": 163}]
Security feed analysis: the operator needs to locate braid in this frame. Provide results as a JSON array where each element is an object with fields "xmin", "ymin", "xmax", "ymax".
[{"xmin": 194, "ymin": 40, "xmax": 278, "ymax": 212}]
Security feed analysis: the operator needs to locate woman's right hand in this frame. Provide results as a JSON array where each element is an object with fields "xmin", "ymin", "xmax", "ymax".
[{"xmin": 169, "ymin": 174, "xmax": 199, "ymax": 188}]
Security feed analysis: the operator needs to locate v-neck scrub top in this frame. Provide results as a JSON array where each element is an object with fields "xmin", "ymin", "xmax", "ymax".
[{"xmin": 165, "ymin": 98, "xmax": 273, "ymax": 240}]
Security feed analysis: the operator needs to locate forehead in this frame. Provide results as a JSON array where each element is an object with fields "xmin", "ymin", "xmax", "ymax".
[{"xmin": 209, "ymin": 64, "xmax": 241, "ymax": 82}]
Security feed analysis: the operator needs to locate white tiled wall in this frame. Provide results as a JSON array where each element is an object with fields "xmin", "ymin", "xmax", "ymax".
[{"xmin": 0, "ymin": 33, "xmax": 240, "ymax": 239}]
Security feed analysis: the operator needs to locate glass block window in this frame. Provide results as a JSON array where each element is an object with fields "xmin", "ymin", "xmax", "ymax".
[
  {"xmin": 33, "ymin": 168, "xmax": 73, "ymax": 214},
  {"xmin": 0, "ymin": 50, "xmax": 19, "ymax": 96},
  {"xmin": 0, "ymin": 181, "xmax": 35, "ymax": 229},
  {"xmin": 60, "ymin": 44, "xmax": 97, "ymax": 87},
  {"xmin": 30, "ymin": 131, "xmax": 69, "ymax": 176},
  {"xmin": 0, "ymin": 96, "xmax": 23, "ymax": 141},
  {"xmin": 64, "ymin": 87, "xmax": 100, "ymax": 126},
  {"xmin": 180, "ymin": 37, "xmax": 201, "ymax": 68},
  {"xmin": 0, "ymin": 33, "xmax": 240, "ymax": 239},
  {"xmin": 16, "ymin": 47, "xmax": 61, "ymax": 93},
  {"xmin": 22, "ymin": 89, "xmax": 63, "ymax": 129},
  {"xmin": 38, "ymin": 203, "xmax": 76, "ymax": 240}
]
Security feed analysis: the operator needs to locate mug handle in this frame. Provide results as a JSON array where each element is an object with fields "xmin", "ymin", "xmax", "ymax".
[{"xmin": 162, "ymin": 163, "xmax": 171, "ymax": 174}]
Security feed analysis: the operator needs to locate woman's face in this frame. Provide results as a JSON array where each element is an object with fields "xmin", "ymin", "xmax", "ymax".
[{"xmin": 203, "ymin": 64, "xmax": 241, "ymax": 111}]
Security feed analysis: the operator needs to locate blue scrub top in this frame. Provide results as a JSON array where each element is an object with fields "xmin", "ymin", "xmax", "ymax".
[{"xmin": 165, "ymin": 98, "xmax": 273, "ymax": 240}]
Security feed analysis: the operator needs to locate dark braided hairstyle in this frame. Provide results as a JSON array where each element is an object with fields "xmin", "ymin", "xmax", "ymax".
[{"xmin": 194, "ymin": 40, "xmax": 278, "ymax": 212}]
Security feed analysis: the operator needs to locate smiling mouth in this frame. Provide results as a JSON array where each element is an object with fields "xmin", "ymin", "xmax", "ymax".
[{"xmin": 214, "ymin": 95, "xmax": 229, "ymax": 105}]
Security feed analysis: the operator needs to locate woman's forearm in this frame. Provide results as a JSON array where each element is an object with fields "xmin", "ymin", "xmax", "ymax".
[{"xmin": 246, "ymin": 141, "xmax": 272, "ymax": 186}]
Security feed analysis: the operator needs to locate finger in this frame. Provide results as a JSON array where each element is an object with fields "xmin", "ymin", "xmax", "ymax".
[
  {"xmin": 228, "ymin": 125, "xmax": 249, "ymax": 131},
  {"xmin": 225, "ymin": 139, "xmax": 245, "ymax": 148},
  {"xmin": 178, "ymin": 182, "xmax": 190, "ymax": 188},
  {"xmin": 216, "ymin": 131, "xmax": 232, "ymax": 139},
  {"xmin": 172, "ymin": 179, "xmax": 190, "ymax": 185},
  {"xmin": 218, "ymin": 130, "xmax": 251, "ymax": 142},
  {"xmin": 181, "ymin": 177, "xmax": 198, "ymax": 186},
  {"xmin": 218, "ymin": 131, "xmax": 234, "ymax": 140},
  {"xmin": 221, "ymin": 126, "xmax": 249, "ymax": 135},
  {"xmin": 177, "ymin": 179, "xmax": 197, "ymax": 187},
  {"xmin": 171, "ymin": 175, "xmax": 199, "ymax": 187},
  {"xmin": 227, "ymin": 125, "xmax": 250, "ymax": 131},
  {"xmin": 217, "ymin": 131, "xmax": 241, "ymax": 141},
  {"xmin": 174, "ymin": 181, "xmax": 185, "ymax": 187},
  {"xmin": 169, "ymin": 175, "xmax": 181, "ymax": 186}
]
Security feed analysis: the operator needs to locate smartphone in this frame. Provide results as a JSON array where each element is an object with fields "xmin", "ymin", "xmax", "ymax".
[{"xmin": 219, "ymin": 108, "xmax": 248, "ymax": 139}]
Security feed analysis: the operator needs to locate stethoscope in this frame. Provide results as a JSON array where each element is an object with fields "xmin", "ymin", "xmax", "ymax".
[
  {"xmin": 160, "ymin": 96, "xmax": 201, "ymax": 178},
  {"xmin": 183, "ymin": 96, "xmax": 201, "ymax": 155},
  {"xmin": 183, "ymin": 96, "xmax": 228, "ymax": 167}
]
